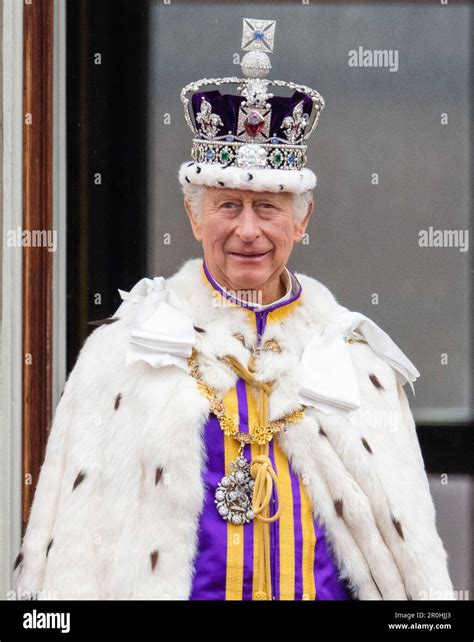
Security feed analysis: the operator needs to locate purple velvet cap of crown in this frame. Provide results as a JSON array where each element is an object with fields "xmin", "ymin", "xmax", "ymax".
[{"xmin": 190, "ymin": 89, "xmax": 313, "ymax": 139}]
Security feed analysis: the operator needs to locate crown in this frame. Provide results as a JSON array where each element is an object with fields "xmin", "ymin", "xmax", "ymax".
[{"xmin": 178, "ymin": 18, "xmax": 325, "ymax": 194}]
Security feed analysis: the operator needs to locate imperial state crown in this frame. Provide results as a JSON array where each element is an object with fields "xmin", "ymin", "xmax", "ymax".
[{"xmin": 178, "ymin": 17, "xmax": 325, "ymax": 194}]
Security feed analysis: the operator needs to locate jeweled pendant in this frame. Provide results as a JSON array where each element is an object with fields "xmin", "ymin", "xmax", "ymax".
[{"xmin": 215, "ymin": 455, "xmax": 255, "ymax": 524}]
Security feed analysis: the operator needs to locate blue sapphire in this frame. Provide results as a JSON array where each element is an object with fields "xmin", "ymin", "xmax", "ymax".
[
  {"xmin": 271, "ymin": 137, "xmax": 279, "ymax": 144},
  {"xmin": 225, "ymin": 135, "xmax": 233, "ymax": 142},
  {"xmin": 206, "ymin": 149, "xmax": 215, "ymax": 161},
  {"xmin": 288, "ymin": 152, "xmax": 295, "ymax": 164},
  {"xmin": 254, "ymin": 30, "xmax": 264, "ymax": 41}
]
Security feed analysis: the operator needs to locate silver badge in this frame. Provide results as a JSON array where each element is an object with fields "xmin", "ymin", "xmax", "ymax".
[{"xmin": 215, "ymin": 455, "xmax": 255, "ymax": 524}]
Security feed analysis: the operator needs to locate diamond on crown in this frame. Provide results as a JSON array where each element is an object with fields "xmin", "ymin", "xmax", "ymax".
[
  {"xmin": 241, "ymin": 18, "xmax": 275, "ymax": 53},
  {"xmin": 236, "ymin": 144, "xmax": 267, "ymax": 169},
  {"xmin": 281, "ymin": 100, "xmax": 309, "ymax": 144},
  {"xmin": 196, "ymin": 97, "xmax": 224, "ymax": 139},
  {"xmin": 239, "ymin": 78, "xmax": 272, "ymax": 108}
]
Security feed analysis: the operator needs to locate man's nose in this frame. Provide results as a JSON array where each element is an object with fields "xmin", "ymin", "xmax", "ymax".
[{"xmin": 235, "ymin": 206, "xmax": 260, "ymax": 241}]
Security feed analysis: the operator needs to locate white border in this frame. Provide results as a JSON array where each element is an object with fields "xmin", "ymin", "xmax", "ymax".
[{"xmin": 1, "ymin": 0, "xmax": 24, "ymax": 598}]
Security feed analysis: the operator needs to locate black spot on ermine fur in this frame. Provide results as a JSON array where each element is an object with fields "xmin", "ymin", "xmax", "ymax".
[
  {"xmin": 369, "ymin": 374, "xmax": 384, "ymax": 390},
  {"xmin": 392, "ymin": 516, "xmax": 404, "ymax": 540},
  {"xmin": 73, "ymin": 471, "xmax": 86, "ymax": 491}
]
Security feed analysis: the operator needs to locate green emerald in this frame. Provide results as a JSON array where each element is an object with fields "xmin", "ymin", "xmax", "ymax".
[{"xmin": 272, "ymin": 151, "xmax": 282, "ymax": 166}]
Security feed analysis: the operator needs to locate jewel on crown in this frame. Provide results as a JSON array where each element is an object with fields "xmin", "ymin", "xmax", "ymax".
[{"xmin": 180, "ymin": 18, "xmax": 325, "ymax": 171}]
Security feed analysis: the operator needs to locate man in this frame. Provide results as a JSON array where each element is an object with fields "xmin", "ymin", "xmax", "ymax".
[{"xmin": 14, "ymin": 17, "xmax": 452, "ymax": 600}]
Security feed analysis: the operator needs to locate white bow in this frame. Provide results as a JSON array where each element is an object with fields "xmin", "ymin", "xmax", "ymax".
[
  {"xmin": 298, "ymin": 310, "xmax": 420, "ymax": 415},
  {"xmin": 113, "ymin": 277, "xmax": 196, "ymax": 371}
]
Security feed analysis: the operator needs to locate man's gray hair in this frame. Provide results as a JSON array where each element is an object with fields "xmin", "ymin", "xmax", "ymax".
[{"xmin": 182, "ymin": 183, "xmax": 313, "ymax": 223}]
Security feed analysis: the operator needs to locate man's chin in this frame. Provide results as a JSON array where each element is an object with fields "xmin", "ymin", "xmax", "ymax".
[{"xmin": 225, "ymin": 268, "xmax": 268, "ymax": 296}]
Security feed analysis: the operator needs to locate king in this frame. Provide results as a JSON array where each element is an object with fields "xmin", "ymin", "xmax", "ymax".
[{"xmin": 14, "ymin": 17, "xmax": 453, "ymax": 601}]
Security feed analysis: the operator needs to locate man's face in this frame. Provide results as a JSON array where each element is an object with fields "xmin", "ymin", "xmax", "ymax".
[{"xmin": 184, "ymin": 186, "xmax": 313, "ymax": 300}]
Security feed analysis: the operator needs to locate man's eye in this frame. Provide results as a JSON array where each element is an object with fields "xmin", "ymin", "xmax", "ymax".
[
  {"xmin": 260, "ymin": 203, "xmax": 274, "ymax": 209},
  {"xmin": 221, "ymin": 202, "xmax": 237, "ymax": 208}
]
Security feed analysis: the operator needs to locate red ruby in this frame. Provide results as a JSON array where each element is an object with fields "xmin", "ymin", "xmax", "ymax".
[{"xmin": 243, "ymin": 111, "xmax": 265, "ymax": 137}]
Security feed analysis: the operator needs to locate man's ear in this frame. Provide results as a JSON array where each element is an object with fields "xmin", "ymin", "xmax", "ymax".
[
  {"xmin": 294, "ymin": 199, "xmax": 314, "ymax": 243},
  {"xmin": 184, "ymin": 198, "xmax": 203, "ymax": 242}
]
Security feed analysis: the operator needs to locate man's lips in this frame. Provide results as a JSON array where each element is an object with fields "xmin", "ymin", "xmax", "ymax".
[{"xmin": 227, "ymin": 250, "xmax": 271, "ymax": 259}]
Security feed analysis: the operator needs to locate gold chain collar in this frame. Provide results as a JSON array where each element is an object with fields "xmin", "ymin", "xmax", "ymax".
[{"xmin": 187, "ymin": 347, "xmax": 305, "ymax": 445}]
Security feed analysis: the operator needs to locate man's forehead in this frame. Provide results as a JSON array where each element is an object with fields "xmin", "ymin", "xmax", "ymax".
[{"xmin": 209, "ymin": 187, "xmax": 290, "ymax": 200}]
